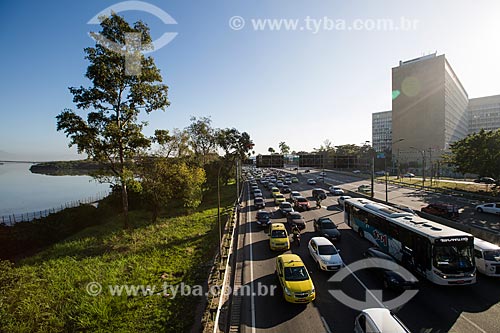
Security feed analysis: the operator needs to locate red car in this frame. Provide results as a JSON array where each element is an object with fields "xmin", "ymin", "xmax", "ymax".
[
  {"xmin": 293, "ymin": 196, "xmax": 310, "ymax": 211},
  {"xmin": 421, "ymin": 203, "xmax": 461, "ymax": 221}
]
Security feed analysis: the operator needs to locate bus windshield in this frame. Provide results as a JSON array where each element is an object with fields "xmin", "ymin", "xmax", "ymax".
[{"xmin": 433, "ymin": 244, "xmax": 474, "ymax": 273}]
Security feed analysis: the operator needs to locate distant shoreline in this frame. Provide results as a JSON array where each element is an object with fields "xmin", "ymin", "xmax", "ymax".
[{"xmin": 29, "ymin": 160, "xmax": 105, "ymax": 176}]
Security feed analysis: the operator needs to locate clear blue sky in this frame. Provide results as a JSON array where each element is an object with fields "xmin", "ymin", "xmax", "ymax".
[{"xmin": 1, "ymin": 0, "xmax": 500, "ymax": 160}]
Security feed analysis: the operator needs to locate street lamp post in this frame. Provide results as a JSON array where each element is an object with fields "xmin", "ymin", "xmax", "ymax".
[
  {"xmin": 409, "ymin": 146, "xmax": 425, "ymax": 189},
  {"xmin": 386, "ymin": 138, "xmax": 405, "ymax": 202}
]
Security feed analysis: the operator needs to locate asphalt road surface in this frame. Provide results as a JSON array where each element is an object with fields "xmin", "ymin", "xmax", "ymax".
[{"xmin": 238, "ymin": 172, "xmax": 500, "ymax": 333}]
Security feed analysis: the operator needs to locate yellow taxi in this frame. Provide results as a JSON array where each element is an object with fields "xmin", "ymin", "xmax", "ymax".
[
  {"xmin": 276, "ymin": 254, "xmax": 316, "ymax": 303},
  {"xmin": 269, "ymin": 223, "xmax": 290, "ymax": 251},
  {"xmin": 274, "ymin": 194, "xmax": 286, "ymax": 205},
  {"xmin": 271, "ymin": 187, "xmax": 281, "ymax": 197}
]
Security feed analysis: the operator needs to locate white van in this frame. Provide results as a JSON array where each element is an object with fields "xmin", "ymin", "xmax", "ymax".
[
  {"xmin": 354, "ymin": 308, "xmax": 410, "ymax": 333},
  {"xmin": 473, "ymin": 238, "xmax": 500, "ymax": 277}
]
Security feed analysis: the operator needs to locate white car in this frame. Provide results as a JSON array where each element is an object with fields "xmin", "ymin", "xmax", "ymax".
[
  {"xmin": 475, "ymin": 202, "xmax": 500, "ymax": 215},
  {"xmin": 328, "ymin": 186, "xmax": 344, "ymax": 195},
  {"xmin": 307, "ymin": 179, "xmax": 317, "ymax": 185},
  {"xmin": 354, "ymin": 308, "xmax": 410, "ymax": 333},
  {"xmin": 308, "ymin": 237, "xmax": 344, "ymax": 271},
  {"xmin": 319, "ymin": 172, "xmax": 326, "ymax": 176},
  {"xmin": 337, "ymin": 195, "xmax": 352, "ymax": 208}
]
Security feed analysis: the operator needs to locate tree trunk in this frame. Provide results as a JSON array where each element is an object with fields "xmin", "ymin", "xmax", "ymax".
[
  {"xmin": 121, "ymin": 181, "xmax": 130, "ymax": 229},
  {"xmin": 152, "ymin": 204, "xmax": 158, "ymax": 223}
]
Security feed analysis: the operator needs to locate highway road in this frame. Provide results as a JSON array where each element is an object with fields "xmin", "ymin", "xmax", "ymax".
[
  {"xmin": 238, "ymin": 170, "xmax": 500, "ymax": 333},
  {"xmin": 306, "ymin": 169, "xmax": 500, "ymax": 237}
]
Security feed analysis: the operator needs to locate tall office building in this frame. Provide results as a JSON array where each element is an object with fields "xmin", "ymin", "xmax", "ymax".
[
  {"xmin": 372, "ymin": 110, "xmax": 392, "ymax": 152},
  {"xmin": 468, "ymin": 94, "xmax": 500, "ymax": 134},
  {"xmin": 392, "ymin": 53, "xmax": 469, "ymax": 161}
]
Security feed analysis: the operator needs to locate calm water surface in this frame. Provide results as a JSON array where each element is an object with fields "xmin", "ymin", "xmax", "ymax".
[{"xmin": 0, "ymin": 162, "xmax": 110, "ymax": 216}]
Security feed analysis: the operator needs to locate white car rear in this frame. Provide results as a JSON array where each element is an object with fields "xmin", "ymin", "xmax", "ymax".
[{"xmin": 329, "ymin": 186, "xmax": 344, "ymax": 195}]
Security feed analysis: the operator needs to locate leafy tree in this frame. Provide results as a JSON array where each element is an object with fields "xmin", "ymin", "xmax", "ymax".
[
  {"xmin": 335, "ymin": 144, "xmax": 362, "ymax": 156},
  {"xmin": 154, "ymin": 128, "xmax": 191, "ymax": 158},
  {"xmin": 186, "ymin": 116, "xmax": 216, "ymax": 165},
  {"xmin": 278, "ymin": 142, "xmax": 290, "ymax": 155},
  {"xmin": 139, "ymin": 157, "xmax": 205, "ymax": 222},
  {"xmin": 268, "ymin": 147, "xmax": 275, "ymax": 154},
  {"xmin": 314, "ymin": 139, "xmax": 335, "ymax": 154},
  {"xmin": 216, "ymin": 128, "xmax": 254, "ymax": 184},
  {"xmin": 56, "ymin": 14, "xmax": 170, "ymax": 228},
  {"xmin": 447, "ymin": 129, "xmax": 500, "ymax": 180}
]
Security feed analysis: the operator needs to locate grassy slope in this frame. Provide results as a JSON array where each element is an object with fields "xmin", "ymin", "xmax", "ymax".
[{"xmin": 0, "ymin": 184, "xmax": 236, "ymax": 333}]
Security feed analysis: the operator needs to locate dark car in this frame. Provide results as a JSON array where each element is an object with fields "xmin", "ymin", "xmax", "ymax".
[
  {"xmin": 421, "ymin": 203, "xmax": 461, "ymax": 221},
  {"xmin": 474, "ymin": 177, "xmax": 496, "ymax": 184},
  {"xmin": 256, "ymin": 210, "xmax": 271, "ymax": 227},
  {"xmin": 363, "ymin": 247, "xmax": 419, "ymax": 290},
  {"xmin": 313, "ymin": 217, "xmax": 341, "ymax": 241},
  {"xmin": 305, "ymin": 169, "xmax": 310, "ymax": 173},
  {"xmin": 312, "ymin": 188, "xmax": 327, "ymax": 201},
  {"xmin": 281, "ymin": 185, "xmax": 292, "ymax": 193},
  {"xmin": 293, "ymin": 196, "xmax": 310, "ymax": 211},
  {"xmin": 254, "ymin": 197, "xmax": 265, "ymax": 209},
  {"xmin": 287, "ymin": 212, "xmax": 306, "ymax": 230}
]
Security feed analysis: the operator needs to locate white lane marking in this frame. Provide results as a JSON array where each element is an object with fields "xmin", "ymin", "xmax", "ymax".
[
  {"xmin": 342, "ymin": 258, "xmax": 386, "ymax": 308},
  {"xmin": 247, "ymin": 184, "xmax": 256, "ymax": 332},
  {"xmin": 320, "ymin": 315, "xmax": 332, "ymax": 333},
  {"xmin": 451, "ymin": 307, "xmax": 487, "ymax": 333}
]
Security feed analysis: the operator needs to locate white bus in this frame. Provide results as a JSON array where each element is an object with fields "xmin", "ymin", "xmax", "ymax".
[
  {"xmin": 473, "ymin": 238, "xmax": 500, "ymax": 277},
  {"xmin": 344, "ymin": 198, "xmax": 476, "ymax": 285}
]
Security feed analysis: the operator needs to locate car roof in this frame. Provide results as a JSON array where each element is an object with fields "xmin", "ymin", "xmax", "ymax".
[
  {"xmin": 361, "ymin": 308, "xmax": 410, "ymax": 333},
  {"xmin": 271, "ymin": 223, "xmax": 286, "ymax": 229},
  {"xmin": 278, "ymin": 254, "xmax": 304, "ymax": 267},
  {"xmin": 280, "ymin": 202, "xmax": 292, "ymax": 206},
  {"xmin": 311, "ymin": 237, "xmax": 334, "ymax": 246}
]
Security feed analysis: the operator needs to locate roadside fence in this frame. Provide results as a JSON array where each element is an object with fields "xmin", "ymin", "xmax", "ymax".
[{"xmin": 0, "ymin": 191, "xmax": 110, "ymax": 226}]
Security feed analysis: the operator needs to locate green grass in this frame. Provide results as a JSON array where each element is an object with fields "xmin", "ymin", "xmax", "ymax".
[
  {"xmin": 0, "ymin": 184, "xmax": 236, "ymax": 333},
  {"xmin": 382, "ymin": 177, "xmax": 498, "ymax": 196}
]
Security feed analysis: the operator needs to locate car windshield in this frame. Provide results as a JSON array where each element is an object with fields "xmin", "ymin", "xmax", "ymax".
[
  {"xmin": 318, "ymin": 245, "xmax": 337, "ymax": 255},
  {"xmin": 290, "ymin": 214, "xmax": 302, "ymax": 219},
  {"xmin": 271, "ymin": 230, "xmax": 287, "ymax": 238},
  {"xmin": 284, "ymin": 266, "xmax": 309, "ymax": 281},
  {"xmin": 276, "ymin": 195, "xmax": 284, "ymax": 199},
  {"xmin": 257, "ymin": 212, "xmax": 269, "ymax": 218},
  {"xmin": 484, "ymin": 250, "xmax": 500, "ymax": 261},
  {"xmin": 297, "ymin": 198, "xmax": 307, "ymax": 202},
  {"xmin": 321, "ymin": 220, "xmax": 337, "ymax": 229},
  {"xmin": 433, "ymin": 244, "xmax": 474, "ymax": 273}
]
